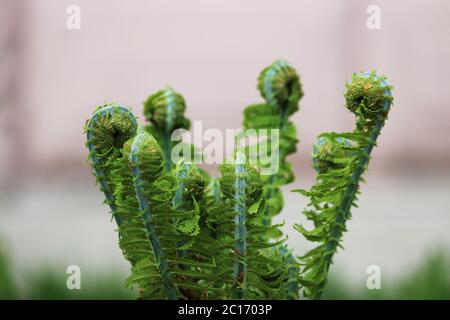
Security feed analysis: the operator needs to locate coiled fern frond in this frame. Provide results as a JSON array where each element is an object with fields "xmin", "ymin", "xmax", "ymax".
[
  {"xmin": 240, "ymin": 59, "xmax": 303, "ymax": 299},
  {"xmin": 294, "ymin": 71, "xmax": 393, "ymax": 299},
  {"xmin": 143, "ymin": 87, "xmax": 191, "ymax": 171},
  {"xmin": 243, "ymin": 60, "xmax": 303, "ymax": 219},
  {"xmin": 84, "ymin": 104, "xmax": 137, "ymax": 225}
]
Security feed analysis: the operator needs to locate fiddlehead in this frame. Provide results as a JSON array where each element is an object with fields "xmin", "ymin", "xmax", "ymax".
[
  {"xmin": 112, "ymin": 138, "xmax": 166, "ymax": 298},
  {"xmin": 257, "ymin": 59, "xmax": 302, "ymax": 122},
  {"xmin": 129, "ymin": 128, "xmax": 179, "ymax": 299},
  {"xmin": 143, "ymin": 87, "xmax": 191, "ymax": 171},
  {"xmin": 85, "ymin": 104, "xmax": 138, "ymax": 225},
  {"xmin": 241, "ymin": 59, "xmax": 303, "ymax": 299},
  {"xmin": 243, "ymin": 60, "xmax": 303, "ymax": 226},
  {"xmin": 256, "ymin": 59, "xmax": 303, "ymax": 226},
  {"xmin": 295, "ymin": 71, "xmax": 393, "ymax": 299}
]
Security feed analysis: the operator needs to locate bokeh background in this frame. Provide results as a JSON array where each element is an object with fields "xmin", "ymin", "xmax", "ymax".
[{"xmin": 0, "ymin": 0, "xmax": 449, "ymax": 299}]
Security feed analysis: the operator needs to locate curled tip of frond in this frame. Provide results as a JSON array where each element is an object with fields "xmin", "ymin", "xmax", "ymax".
[
  {"xmin": 257, "ymin": 59, "xmax": 303, "ymax": 116},
  {"xmin": 129, "ymin": 129, "xmax": 165, "ymax": 177},
  {"xmin": 312, "ymin": 136, "xmax": 353, "ymax": 174},
  {"xmin": 143, "ymin": 87, "xmax": 191, "ymax": 132},
  {"xmin": 86, "ymin": 103, "xmax": 138, "ymax": 157},
  {"xmin": 219, "ymin": 161, "xmax": 263, "ymax": 207},
  {"xmin": 344, "ymin": 71, "xmax": 393, "ymax": 122},
  {"xmin": 174, "ymin": 160, "xmax": 206, "ymax": 201}
]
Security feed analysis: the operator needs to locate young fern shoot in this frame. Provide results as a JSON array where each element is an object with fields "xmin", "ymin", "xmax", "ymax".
[
  {"xmin": 243, "ymin": 59, "xmax": 303, "ymax": 230},
  {"xmin": 242, "ymin": 59, "xmax": 303, "ymax": 299},
  {"xmin": 129, "ymin": 129, "xmax": 179, "ymax": 299},
  {"xmin": 143, "ymin": 88, "xmax": 191, "ymax": 171},
  {"xmin": 85, "ymin": 104, "xmax": 137, "ymax": 226},
  {"xmin": 294, "ymin": 71, "xmax": 393, "ymax": 299}
]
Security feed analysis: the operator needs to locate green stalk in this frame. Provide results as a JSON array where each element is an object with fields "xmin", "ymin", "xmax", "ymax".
[
  {"xmin": 161, "ymin": 131, "xmax": 172, "ymax": 171},
  {"xmin": 173, "ymin": 161, "xmax": 192, "ymax": 258},
  {"xmin": 173, "ymin": 162, "xmax": 191, "ymax": 208},
  {"xmin": 263, "ymin": 104, "xmax": 300, "ymax": 300},
  {"xmin": 279, "ymin": 244, "xmax": 299, "ymax": 299},
  {"xmin": 207, "ymin": 179, "xmax": 221, "ymax": 240},
  {"xmin": 163, "ymin": 89, "xmax": 175, "ymax": 171},
  {"xmin": 233, "ymin": 152, "xmax": 247, "ymax": 299},
  {"xmin": 211, "ymin": 179, "xmax": 221, "ymax": 203}
]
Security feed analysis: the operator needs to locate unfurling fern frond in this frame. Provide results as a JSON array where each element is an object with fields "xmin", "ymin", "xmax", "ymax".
[
  {"xmin": 143, "ymin": 87, "xmax": 191, "ymax": 171},
  {"xmin": 128, "ymin": 129, "xmax": 179, "ymax": 299},
  {"xmin": 240, "ymin": 60, "xmax": 303, "ymax": 299},
  {"xmin": 242, "ymin": 59, "xmax": 303, "ymax": 228},
  {"xmin": 112, "ymin": 137, "xmax": 167, "ymax": 299},
  {"xmin": 84, "ymin": 104, "xmax": 138, "ymax": 225},
  {"xmin": 294, "ymin": 71, "xmax": 393, "ymax": 299}
]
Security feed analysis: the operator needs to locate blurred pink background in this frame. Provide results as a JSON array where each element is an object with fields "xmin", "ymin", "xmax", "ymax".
[
  {"xmin": 0, "ymin": 0, "xmax": 449, "ymax": 285},
  {"xmin": 1, "ymin": 0, "xmax": 449, "ymax": 180}
]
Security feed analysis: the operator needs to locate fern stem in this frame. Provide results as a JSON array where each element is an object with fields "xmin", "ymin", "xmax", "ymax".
[
  {"xmin": 173, "ymin": 161, "xmax": 192, "ymax": 258},
  {"xmin": 262, "ymin": 104, "xmax": 288, "ymax": 226},
  {"xmin": 264, "ymin": 107, "xmax": 300, "ymax": 299},
  {"xmin": 233, "ymin": 152, "xmax": 247, "ymax": 299},
  {"xmin": 279, "ymin": 244, "xmax": 299, "ymax": 300},
  {"xmin": 211, "ymin": 179, "xmax": 221, "ymax": 203},
  {"xmin": 130, "ymin": 130, "xmax": 178, "ymax": 300},
  {"xmin": 173, "ymin": 162, "xmax": 191, "ymax": 208},
  {"xmin": 161, "ymin": 131, "xmax": 172, "ymax": 172},
  {"xmin": 162, "ymin": 86, "xmax": 174, "ymax": 170},
  {"xmin": 207, "ymin": 179, "xmax": 221, "ymax": 240}
]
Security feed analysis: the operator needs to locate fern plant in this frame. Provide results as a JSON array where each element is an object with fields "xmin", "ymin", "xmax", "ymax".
[{"xmin": 84, "ymin": 61, "xmax": 393, "ymax": 300}]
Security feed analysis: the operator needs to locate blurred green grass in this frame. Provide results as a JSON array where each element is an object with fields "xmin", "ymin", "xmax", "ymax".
[
  {"xmin": 0, "ymin": 245, "xmax": 17, "ymax": 299},
  {"xmin": 323, "ymin": 248, "xmax": 450, "ymax": 299},
  {"xmin": 1, "ymin": 243, "xmax": 449, "ymax": 299},
  {"xmin": 0, "ymin": 244, "xmax": 135, "ymax": 300}
]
